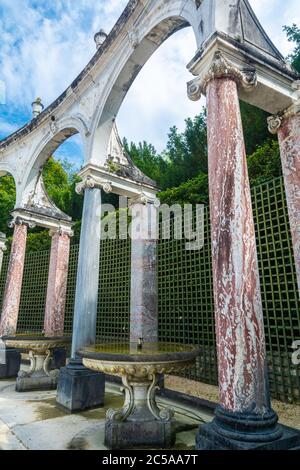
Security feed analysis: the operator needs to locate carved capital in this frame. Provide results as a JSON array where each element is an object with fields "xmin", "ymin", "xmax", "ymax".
[
  {"xmin": 49, "ymin": 227, "xmax": 74, "ymax": 238},
  {"xmin": 284, "ymin": 101, "xmax": 300, "ymax": 121},
  {"xmin": 8, "ymin": 217, "xmax": 36, "ymax": 229},
  {"xmin": 267, "ymin": 100, "xmax": 300, "ymax": 134},
  {"xmin": 267, "ymin": 114, "xmax": 284, "ymax": 134},
  {"xmin": 128, "ymin": 193, "xmax": 160, "ymax": 208},
  {"xmin": 187, "ymin": 51, "xmax": 257, "ymax": 101},
  {"xmin": 75, "ymin": 176, "xmax": 113, "ymax": 195}
]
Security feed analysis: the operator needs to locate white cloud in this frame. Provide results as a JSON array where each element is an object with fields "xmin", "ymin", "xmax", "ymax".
[
  {"xmin": 0, "ymin": 0, "xmax": 128, "ymax": 111},
  {"xmin": 0, "ymin": 116, "xmax": 19, "ymax": 135},
  {"xmin": 0, "ymin": 0, "xmax": 299, "ymax": 154}
]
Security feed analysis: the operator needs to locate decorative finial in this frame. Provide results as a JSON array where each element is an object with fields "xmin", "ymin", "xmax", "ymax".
[
  {"xmin": 94, "ymin": 29, "xmax": 108, "ymax": 49},
  {"xmin": 32, "ymin": 97, "xmax": 44, "ymax": 118}
]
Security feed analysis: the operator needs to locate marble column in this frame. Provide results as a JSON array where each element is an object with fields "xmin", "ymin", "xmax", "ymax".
[
  {"xmin": 206, "ymin": 76, "xmax": 272, "ymax": 415},
  {"xmin": 56, "ymin": 179, "xmax": 105, "ymax": 412},
  {"xmin": 71, "ymin": 187, "xmax": 102, "ymax": 356},
  {"xmin": 268, "ymin": 103, "xmax": 300, "ymax": 298},
  {"xmin": 130, "ymin": 200, "xmax": 158, "ymax": 343},
  {"xmin": 188, "ymin": 52, "xmax": 283, "ymax": 448},
  {"xmin": 0, "ymin": 233, "xmax": 7, "ymax": 281},
  {"xmin": 0, "ymin": 220, "xmax": 28, "ymax": 337},
  {"xmin": 44, "ymin": 229, "xmax": 71, "ymax": 337}
]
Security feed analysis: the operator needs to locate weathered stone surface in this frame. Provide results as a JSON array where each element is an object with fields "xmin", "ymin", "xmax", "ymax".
[
  {"xmin": 196, "ymin": 420, "xmax": 300, "ymax": 450},
  {"xmin": 16, "ymin": 350, "xmax": 60, "ymax": 392},
  {"xmin": 44, "ymin": 231, "xmax": 71, "ymax": 336},
  {"xmin": 0, "ymin": 223, "xmax": 27, "ymax": 336},
  {"xmin": 71, "ymin": 188, "xmax": 102, "ymax": 357},
  {"xmin": 56, "ymin": 359, "xmax": 105, "ymax": 413},
  {"xmin": 206, "ymin": 77, "xmax": 270, "ymax": 414},
  {"xmin": 130, "ymin": 240, "xmax": 158, "ymax": 342},
  {"xmin": 130, "ymin": 203, "xmax": 158, "ymax": 343},
  {"xmin": 278, "ymin": 114, "xmax": 300, "ymax": 298},
  {"xmin": 105, "ymin": 418, "xmax": 175, "ymax": 450},
  {"xmin": 0, "ymin": 348, "xmax": 21, "ymax": 378}
]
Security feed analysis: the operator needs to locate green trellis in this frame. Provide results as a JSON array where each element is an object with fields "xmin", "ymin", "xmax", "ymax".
[{"xmin": 0, "ymin": 176, "xmax": 299, "ymax": 403}]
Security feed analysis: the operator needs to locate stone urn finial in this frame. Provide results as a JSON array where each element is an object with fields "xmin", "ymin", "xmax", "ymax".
[
  {"xmin": 32, "ymin": 97, "xmax": 44, "ymax": 118},
  {"xmin": 94, "ymin": 29, "xmax": 107, "ymax": 49}
]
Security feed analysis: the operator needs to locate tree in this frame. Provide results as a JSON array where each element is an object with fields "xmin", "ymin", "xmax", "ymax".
[
  {"xmin": 247, "ymin": 140, "xmax": 282, "ymax": 186},
  {"xmin": 240, "ymin": 101, "xmax": 275, "ymax": 155},
  {"xmin": 284, "ymin": 24, "xmax": 300, "ymax": 73},
  {"xmin": 159, "ymin": 173, "xmax": 209, "ymax": 206},
  {"xmin": 0, "ymin": 175, "xmax": 16, "ymax": 234}
]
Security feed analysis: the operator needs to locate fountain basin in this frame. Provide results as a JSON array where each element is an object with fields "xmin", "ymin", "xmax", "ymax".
[
  {"xmin": 3, "ymin": 333, "xmax": 71, "ymax": 392},
  {"xmin": 78, "ymin": 342, "xmax": 200, "ymax": 449}
]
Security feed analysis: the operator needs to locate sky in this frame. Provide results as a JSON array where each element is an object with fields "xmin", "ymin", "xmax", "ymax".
[{"xmin": 0, "ymin": 0, "xmax": 299, "ymax": 168}]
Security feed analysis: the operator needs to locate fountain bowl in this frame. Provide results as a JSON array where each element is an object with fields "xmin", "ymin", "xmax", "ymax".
[
  {"xmin": 78, "ymin": 341, "xmax": 200, "ymax": 449},
  {"xmin": 3, "ymin": 332, "xmax": 71, "ymax": 392}
]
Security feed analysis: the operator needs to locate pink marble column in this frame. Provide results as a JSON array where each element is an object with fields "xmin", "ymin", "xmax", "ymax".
[
  {"xmin": 0, "ymin": 222, "xmax": 27, "ymax": 336},
  {"xmin": 206, "ymin": 77, "xmax": 270, "ymax": 414},
  {"xmin": 44, "ymin": 230, "xmax": 71, "ymax": 337},
  {"xmin": 277, "ymin": 113, "xmax": 300, "ymax": 298}
]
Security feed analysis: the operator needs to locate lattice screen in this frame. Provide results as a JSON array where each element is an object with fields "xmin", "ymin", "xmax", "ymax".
[{"xmin": 0, "ymin": 176, "xmax": 299, "ymax": 403}]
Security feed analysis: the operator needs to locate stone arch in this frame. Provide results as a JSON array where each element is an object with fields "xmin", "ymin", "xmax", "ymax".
[
  {"xmin": 89, "ymin": 0, "xmax": 200, "ymax": 164},
  {"xmin": 21, "ymin": 116, "xmax": 87, "ymax": 207}
]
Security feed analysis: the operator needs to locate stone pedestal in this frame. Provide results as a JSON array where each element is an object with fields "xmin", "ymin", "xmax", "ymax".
[
  {"xmin": 0, "ymin": 347, "xmax": 21, "ymax": 378},
  {"xmin": 0, "ymin": 222, "xmax": 27, "ymax": 337},
  {"xmin": 56, "ymin": 185, "xmax": 104, "ymax": 411},
  {"xmin": 105, "ymin": 374, "xmax": 174, "ymax": 449},
  {"xmin": 16, "ymin": 350, "xmax": 59, "ymax": 392},
  {"xmin": 106, "ymin": 419, "xmax": 174, "ymax": 450},
  {"xmin": 44, "ymin": 230, "xmax": 71, "ymax": 336},
  {"xmin": 56, "ymin": 359, "xmax": 105, "ymax": 413}
]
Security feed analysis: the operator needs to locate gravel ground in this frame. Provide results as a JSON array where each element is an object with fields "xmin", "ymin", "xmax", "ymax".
[{"xmin": 165, "ymin": 375, "xmax": 300, "ymax": 430}]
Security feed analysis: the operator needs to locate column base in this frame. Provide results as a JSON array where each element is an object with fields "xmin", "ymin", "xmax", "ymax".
[
  {"xmin": 104, "ymin": 373, "xmax": 175, "ymax": 449},
  {"xmin": 56, "ymin": 359, "xmax": 105, "ymax": 413},
  {"xmin": 0, "ymin": 347, "xmax": 21, "ymax": 378},
  {"xmin": 51, "ymin": 348, "xmax": 67, "ymax": 369},
  {"xmin": 105, "ymin": 418, "xmax": 175, "ymax": 450},
  {"xmin": 196, "ymin": 406, "xmax": 300, "ymax": 450}
]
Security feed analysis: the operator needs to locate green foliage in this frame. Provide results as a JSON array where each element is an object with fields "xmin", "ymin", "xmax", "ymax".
[
  {"xmin": 240, "ymin": 101, "xmax": 275, "ymax": 155},
  {"xmin": 0, "ymin": 175, "xmax": 16, "ymax": 234},
  {"xmin": 159, "ymin": 173, "xmax": 209, "ymax": 205},
  {"xmin": 283, "ymin": 24, "xmax": 300, "ymax": 73},
  {"xmin": 125, "ymin": 113, "xmax": 208, "ymax": 190},
  {"xmin": 247, "ymin": 140, "xmax": 282, "ymax": 186},
  {"xmin": 123, "ymin": 139, "xmax": 168, "ymax": 187},
  {"xmin": 162, "ymin": 113, "xmax": 208, "ymax": 188},
  {"xmin": 43, "ymin": 157, "xmax": 84, "ymax": 220},
  {"xmin": 159, "ymin": 140, "xmax": 282, "ymax": 205}
]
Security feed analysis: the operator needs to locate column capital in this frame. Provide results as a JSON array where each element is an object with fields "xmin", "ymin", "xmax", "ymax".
[
  {"xmin": 187, "ymin": 51, "xmax": 257, "ymax": 101},
  {"xmin": 75, "ymin": 175, "xmax": 112, "ymax": 195},
  {"xmin": 8, "ymin": 216, "xmax": 36, "ymax": 229},
  {"xmin": 128, "ymin": 192, "xmax": 160, "ymax": 208},
  {"xmin": 49, "ymin": 226, "xmax": 74, "ymax": 238},
  {"xmin": 267, "ymin": 101, "xmax": 300, "ymax": 134}
]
